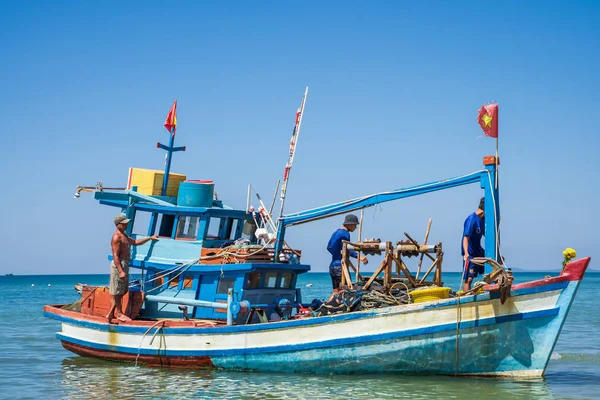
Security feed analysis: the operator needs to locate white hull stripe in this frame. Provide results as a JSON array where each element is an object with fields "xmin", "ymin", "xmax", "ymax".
[
  {"xmin": 47, "ymin": 281, "xmax": 568, "ymax": 336},
  {"xmin": 58, "ymin": 307, "xmax": 559, "ymax": 356}
]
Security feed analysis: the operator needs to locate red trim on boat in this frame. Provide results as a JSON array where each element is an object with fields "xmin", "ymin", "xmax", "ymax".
[
  {"xmin": 61, "ymin": 341, "xmax": 214, "ymax": 368},
  {"xmin": 43, "ymin": 305, "xmax": 224, "ymax": 328},
  {"xmin": 484, "ymin": 257, "xmax": 591, "ymax": 291}
]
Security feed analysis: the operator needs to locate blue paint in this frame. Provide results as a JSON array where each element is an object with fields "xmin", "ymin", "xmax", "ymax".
[
  {"xmin": 158, "ymin": 125, "xmax": 185, "ymax": 196},
  {"xmin": 54, "ymin": 307, "xmax": 558, "ymax": 357},
  {"xmin": 275, "ymin": 170, "xmax": 485, "ymax": 258},
  {"xmin": 46, "ymin": 280, "xmax": 568, "ymax": 335},
  {"xmin": 482, "ymin": 162, "xmax": 500, "ymax": 263}
]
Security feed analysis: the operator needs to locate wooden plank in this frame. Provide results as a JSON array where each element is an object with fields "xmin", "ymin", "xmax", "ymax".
[
  {"xmin": 390, "ymin": 254, "xmax": 417, "ymax": 286},
  {"xmin": 419, "ymin": 257, "xmax": 441, "ymax": 284},
  {"xmin": 363, "ymin": 256, "xmax": 389, "ymax": 290},
  {"xmin": 416, "ymin": 218, "xmax": 433, "ymax": 279}
]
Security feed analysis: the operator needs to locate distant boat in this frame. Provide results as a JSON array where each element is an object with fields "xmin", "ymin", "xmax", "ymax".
[{"xmin": 5, "ymin": 273, "xmax": 13, "ymax": 276}]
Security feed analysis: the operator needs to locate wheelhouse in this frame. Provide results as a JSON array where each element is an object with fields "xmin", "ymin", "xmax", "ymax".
[{"xmin": 95, "ymin": 188, "xmax": 308, "ymax": 323}]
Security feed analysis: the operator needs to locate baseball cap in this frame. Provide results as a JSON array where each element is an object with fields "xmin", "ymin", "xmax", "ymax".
[{"xmin": 114, "ymin": 214, "xmax": 131, "ymax": 225}]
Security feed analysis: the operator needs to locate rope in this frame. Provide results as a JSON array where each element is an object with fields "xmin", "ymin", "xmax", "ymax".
[
  {"xmin": 455, "ymin": 295, "xmax": 461, "ymax": 376},
  {"xmin": 135, "ymin": 320, "xmax": 165, "ymax": 367}
]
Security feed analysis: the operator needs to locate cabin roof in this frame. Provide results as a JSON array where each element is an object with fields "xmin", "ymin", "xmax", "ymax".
[{"xmin": 95, "ymin": 190, "xmax": 249, "ymax": 218}]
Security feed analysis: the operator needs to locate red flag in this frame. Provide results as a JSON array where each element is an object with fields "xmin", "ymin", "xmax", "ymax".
[
  {"xmin": 477, "ymin": 103, "xmax": 498, "ymax": 138},
  {"xmin": 164, "ymin": 100, "xmax": 177, "ymax": 133}
]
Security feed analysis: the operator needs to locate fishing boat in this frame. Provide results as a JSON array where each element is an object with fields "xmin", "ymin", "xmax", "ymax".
[{"xmin": 44, "ymin": 93, "xmax": 591, "ymax": 377}]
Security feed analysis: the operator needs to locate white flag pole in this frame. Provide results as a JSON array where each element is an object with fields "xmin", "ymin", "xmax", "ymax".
[{"xmin": 277, "ymin": 87, "xmax": 309, "ymax": 224}]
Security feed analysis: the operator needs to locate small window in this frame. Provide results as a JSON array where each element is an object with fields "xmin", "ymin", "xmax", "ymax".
[
  {"xmin": 246, "ymin": 272, "xmax": 261, "ymax": 289},
  {"xmin": 264, "ymin": 271, "xmax": 278, "ymax": 288},
  {"xmin": 176, "ymin": 216, "xmax": 200, "ymax": 239},
  {"xmin": 207, "ymin": 217, "xmax": 222, "ymax": 239},
  {"xmin": 132, "ymin": 211, "xmax": 151, "ymax": 236},
  {"xmin": 229, "ymin": 219, "xmax": 239, "ymax": 240},
  {"xmin": 169, "ymin": 274, "xmax": 180, "ymax": 287},
  {"xmin": 157, "ymin": 214, "xmax": 175, "ymax": 237},
  {"xmin": 217, "ymin": 277, "xmax": 235, "ymax": 294},
  {"xmin": 281, "ymin": 272, "xmax": 294, "ymax": 289},
  {"xmin": 182, "ymin": 275, "xmax": 193, "ymax": 289}
]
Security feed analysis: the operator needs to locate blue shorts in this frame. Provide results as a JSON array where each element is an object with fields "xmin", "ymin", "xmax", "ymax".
[
  {"xmin": 463, "ymin": 259, "xmax": 484, "ymax": 282},
  {"xmin": 329, "ymin": 264, "xmax": 343, "ymax": 289}
]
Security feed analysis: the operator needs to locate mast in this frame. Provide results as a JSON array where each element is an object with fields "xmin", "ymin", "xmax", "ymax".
[
  {"xmin": 158, "ymin": 100, "xmax": 186, "ymax": 196},
  {"xmin": 277, "ymin": 87, "xmax": 308, "ymax": 223}
]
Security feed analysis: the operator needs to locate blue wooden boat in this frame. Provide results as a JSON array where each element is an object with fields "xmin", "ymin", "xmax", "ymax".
[{"xmin": 44, "ymin": 101, "xmax": 591, "ymax": 377}]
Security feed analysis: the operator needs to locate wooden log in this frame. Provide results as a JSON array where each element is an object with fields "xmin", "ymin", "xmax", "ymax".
[
  {"xmin": 416, "ymin": 218, "xmax": 433, "ymax": 279},
  {"xmin": 385, "ymin": 247, "xmax": 393, "ymax": 292},
  {"xmin": 434, "ymin": 245, "xmax": 443, "ymax": 285},
  {"xmin": 419, "ymin": 256, "xmax": 441, "ymax": 284},
  {"xmin": 404, "ymin": 232, "xmax": 435, "ymax": 262},
  {"xmin": 356, "ymin": 209, "xmax": 364, "ymax": 284},
  {"xmin": 363, "ymin": 250, "xmax": 391, "ymax": 291},
  {"xmin": 390, "ymin": 254, "xmax": 418, "ymax": 286},
  {"xmin": 341, "ymin": 245, "xmax": 353, "ymax": 289},
  {"xmin": 346, "ymin": 260, "xmax": 362, "ymax": 281}
]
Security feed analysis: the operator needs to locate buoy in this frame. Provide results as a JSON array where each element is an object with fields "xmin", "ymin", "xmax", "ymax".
[
  {"xmin": 31, "ymin": 284, "xmax": 35, "ymax": 287},
  {"xmin": 306, "ymin": 283, "xmax": 313, "ymax": 287},
  {"xmin": 48, "ymin": 284, "xmax": 51, "ymax": 287}
]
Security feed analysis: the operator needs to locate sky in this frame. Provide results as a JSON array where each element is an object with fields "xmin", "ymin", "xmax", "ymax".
[{"xmin": 0, "ymin": 1, "xmax": 598, "ymax": 275}]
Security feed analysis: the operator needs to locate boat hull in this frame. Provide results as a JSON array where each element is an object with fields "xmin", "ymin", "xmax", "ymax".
[{"xmin": 45, "ymin": 257, "xmax": 590, "ymax": 376}]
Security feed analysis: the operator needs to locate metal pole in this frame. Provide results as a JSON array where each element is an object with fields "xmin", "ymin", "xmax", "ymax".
[
  {"xmin": 356, "ymin": 209, "xmax": 364, "ymax": 283},
  {"xmin": 278, "ymin": 87, "xmax": 308, "ymax": 222},
  {"xmin": 246, "ymin": 184, "xmax": 252, "ymax": 213},
  {"xmin": 161, "ymin": 128, "xmax": 175, "ymax": 196},
  {"xmin": 268, "ymin": 180, "xmax": 281, "ymax": 218},
  {"xmin": 227, "ymin": 288, "xmax": 234, "ymax": 326}
]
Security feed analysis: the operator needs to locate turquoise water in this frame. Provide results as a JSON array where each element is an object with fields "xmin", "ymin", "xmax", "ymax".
[{"xmin": 0, "ymin": 271, "xmax": 598, "ymax": 399}]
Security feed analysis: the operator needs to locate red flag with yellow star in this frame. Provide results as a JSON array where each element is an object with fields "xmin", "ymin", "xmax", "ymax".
[{"xmin": 477, "ymin": 103, "xmax": 498, "ymax": 138}]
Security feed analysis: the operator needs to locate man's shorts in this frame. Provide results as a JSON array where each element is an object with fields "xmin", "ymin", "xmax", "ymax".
[
  {"xmin": 109, "ymin": 260, "xmax": 130, "ymax": 295},
  {"xmin": 329, "ymin": 264, "xmax": 343, "ymax": 289},
  {"xmin": 463, "ymin": 259, "xmax": 484, "ymax": 282}
]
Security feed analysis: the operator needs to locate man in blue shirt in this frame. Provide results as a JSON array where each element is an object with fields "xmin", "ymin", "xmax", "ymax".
[
  {"xmin": 327, "ymin": 214, "xmax": 369, "ymax": 293},
  {"xmin": 462, "ymin": 197, "xmax": 485, "ymax": 291}
]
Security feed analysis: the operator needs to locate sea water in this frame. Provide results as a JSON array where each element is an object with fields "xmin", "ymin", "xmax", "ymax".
[{"xmin": 0, "ymin": 271, "xmax": 598, "ymax": 399}]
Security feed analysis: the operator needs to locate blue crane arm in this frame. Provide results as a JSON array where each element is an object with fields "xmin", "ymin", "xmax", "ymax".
[
  {"xmin": 274, "ymin": 161, "xmax": 500, "ymax": 264},
  {"xmin": 280, "ymin": 170, "xmax": 485, "ymax": 227}
]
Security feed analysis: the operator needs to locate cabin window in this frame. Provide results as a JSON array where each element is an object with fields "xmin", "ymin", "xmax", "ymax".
[
  {"xmin": 246, "ymin": 272, "xmax": 261, "ymax": 289},
  {"xmin": 131, "ymin": 211, "xmax": 151, "ymax": 236},
  {"xmin": 217, "ymin": 277, "xmax": 235, "ymax": 294},
  {"xmin": 176, "ymin": 216, "xmax": 200, "ymax": 240},
  {"xmin": 182, "ymin": 275, "xmax": 194, "ymax": 289},
  {"xmin": 168, "ymin": 274, "xmax": 180, "ymax": 287},
  {"xmin": 153, "ymin": 273, "xmax": 164, "ymax": 287},
  {"xmin": 228, "ymin": 219, "xmax": 239, "ymax": 240},
  {"xmin": 157, "ymin": 214, "xmax": 176, "ymax": 238},
  {"xmin": 281, "ymin": 272, "xmax": 294, "ymax": 289},
  {"xmin": 264, "ymin": 271, "xmax": 278, "ymax": 288},
  {"xmin": 207, "ymin": 217, "xmax": 223, "ymax": 239}
]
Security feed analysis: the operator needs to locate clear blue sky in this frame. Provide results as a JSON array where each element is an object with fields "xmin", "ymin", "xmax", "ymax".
[{"xmin": 1, "ymin": 1, "xmax": 598, "ymax": 274}]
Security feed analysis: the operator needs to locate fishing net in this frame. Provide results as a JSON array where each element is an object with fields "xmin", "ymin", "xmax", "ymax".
[{"xmin": 316, "ymin": 285, "xmax": 457, "ymax": 316}]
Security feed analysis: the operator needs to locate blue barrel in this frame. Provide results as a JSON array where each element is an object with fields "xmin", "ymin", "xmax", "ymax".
[{"xmin": 177, "ymin": 180, "xmax": 215, "ymax": 207}]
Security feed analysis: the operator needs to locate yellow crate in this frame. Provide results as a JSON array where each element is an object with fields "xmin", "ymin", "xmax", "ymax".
[
  {"xmin": 409, "ymin": 287, "xmax": 451, "ymax": 303},
  {"xmin": 127, "ymin": 168, "xmax": 186, "ymax": 197}
]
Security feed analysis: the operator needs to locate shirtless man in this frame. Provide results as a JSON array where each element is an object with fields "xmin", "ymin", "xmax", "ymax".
[{"xmin": 107, "ymin": 214, "xmax": 159, "ymax": 322}]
